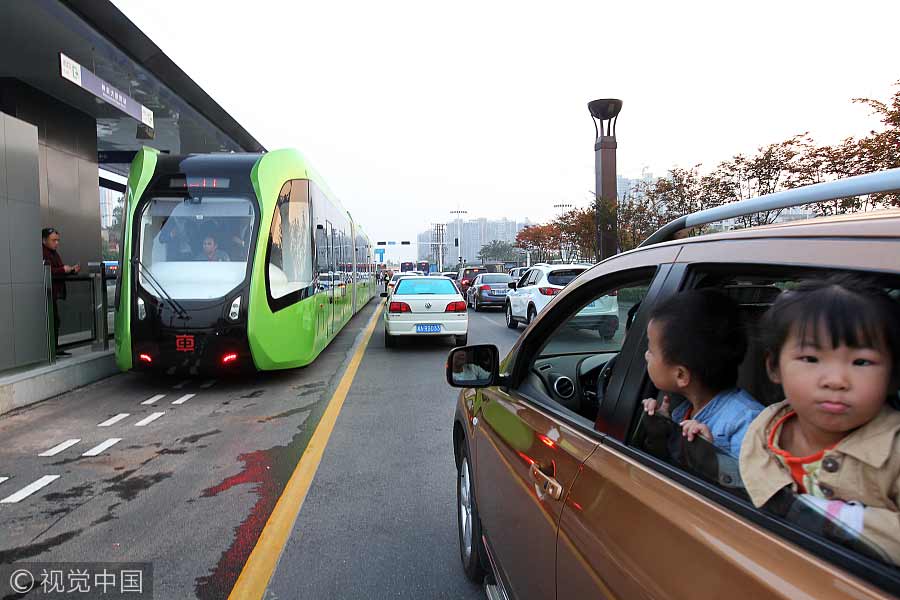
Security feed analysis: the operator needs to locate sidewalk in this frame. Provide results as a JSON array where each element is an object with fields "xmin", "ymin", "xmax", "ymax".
[{"xmin": 0, "ymin": 344, "xmax": 119, "ymax": 417}]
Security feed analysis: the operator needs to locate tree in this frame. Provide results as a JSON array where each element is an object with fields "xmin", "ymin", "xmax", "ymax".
[
  {"xmin": 478, "ymin": 240, "xmax": 518, "ymax": 262},
  {"xmin": 514, "ymin": 224, "xmax": 560, "ymax": 263}
]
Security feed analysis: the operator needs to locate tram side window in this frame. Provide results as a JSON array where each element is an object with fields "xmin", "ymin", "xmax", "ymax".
[{"xmin": 268, "ymin": 180, "xmax": 313, "ymax": 300}]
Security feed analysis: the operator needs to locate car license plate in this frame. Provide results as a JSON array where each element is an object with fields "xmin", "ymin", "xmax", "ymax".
[
  {"xmin": 491, "ymin": 290, "xmax": 507, "ymax": 295},
  {"xmin": 416, "ymin": 324, "xmax": 441, "ymax": 333}
]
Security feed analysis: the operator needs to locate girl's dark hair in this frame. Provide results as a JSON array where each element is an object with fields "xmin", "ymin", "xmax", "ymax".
[
  {"xmin": 760, "ymin": 274, "xmax": 900, "ymax": 390},
  {"xmin": 649, "ymin": 289, "xmax": 747, "ymax": 393}
]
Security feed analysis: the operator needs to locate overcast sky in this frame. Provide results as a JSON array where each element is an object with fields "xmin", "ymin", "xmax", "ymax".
[{"xmin": 112, "ymin": 0, "xmax": 898, "ymax": 262}]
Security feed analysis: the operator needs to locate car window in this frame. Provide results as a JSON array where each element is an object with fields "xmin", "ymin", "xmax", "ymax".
[
  {"xmin": 547, "ymin": 268, "xmax": 586, "ymax": 286},
  {"xmin": 482, "ymin": 274, "xmax": 512, "ymax": 283},
  {"xmin": 539, "ymin": 278, "xmax": 651, "ymax": 357},
  {"xmin": 516, "ymin": 270, "xmax": 531, "ymax": 287},
  {"xmin": 394, "ymin": 278, "xmax": 457, "ymax": 295},
  {"xmin": 524, "ymin": 270, "xmax": 540, "ymax": 286},
  {"xmin": 625, "ymin": 266, "xmax": 900, "ymax": 575}
]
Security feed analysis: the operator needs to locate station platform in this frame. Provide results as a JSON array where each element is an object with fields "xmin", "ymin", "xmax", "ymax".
[{"xmin": 0, "ymin": 345, "xmax": 117, "ymax": 417}]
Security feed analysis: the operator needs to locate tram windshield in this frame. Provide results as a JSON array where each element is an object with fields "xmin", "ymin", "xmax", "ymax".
[{"xmin": 137, "ymin": 195, "xmax": 256, "ymax": 299}]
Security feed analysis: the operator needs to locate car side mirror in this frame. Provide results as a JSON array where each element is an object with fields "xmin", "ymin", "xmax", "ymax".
[
  {"xmin": 508, "ymin": 282, "xmax": 516, "ymax": 289},
  {"xmin": 446, "ymin": 344, "xmax": 500, "ymax": 388},
  {"xmin": 380, "ymin": 292, "xmax": 387, "ymax": 297}
]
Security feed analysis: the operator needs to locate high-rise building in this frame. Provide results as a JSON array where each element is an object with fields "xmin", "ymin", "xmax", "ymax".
[{"xmin": 418, "ymin": 218, "xmax": 530, "ymax": 267}]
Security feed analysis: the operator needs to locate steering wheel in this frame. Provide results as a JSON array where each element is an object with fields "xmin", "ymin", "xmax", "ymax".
[{"xmin": 594, "ymin": 353, "xmax": 619, "ymax": 412}]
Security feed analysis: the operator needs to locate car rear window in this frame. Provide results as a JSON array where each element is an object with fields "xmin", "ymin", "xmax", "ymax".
[
  {"xmin": 547, "ymin": 269, "xmax": 585, "ymax": 286},
  {"xmin": 462, "ymin": 269, "xmax": 484, "ymax": 279},
  {"xmin": 394, "ymin": 278, "xmax": 457, "ymax": 295},
  {"xmin": 482, "ymin": 274, "xmax": 512, "ymax": 283}
]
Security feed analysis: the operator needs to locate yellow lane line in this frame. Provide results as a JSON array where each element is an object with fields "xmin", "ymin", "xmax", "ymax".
[{"xmin": 228, "ymin": 300, "xmax": 384, "ymax": 599}]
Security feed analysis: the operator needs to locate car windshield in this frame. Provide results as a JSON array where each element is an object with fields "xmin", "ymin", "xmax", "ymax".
[
  {"xmin": 482, "ymin": 274, "xmax": 511, "ymax": 284},
  {"xmin": 547, "ymin": 268, "xmax": 585, "ymax": 286},
  {"xmin": 394, "ymin": 278, "xmax": 457, "ymax": 295},
  {"xmin": 137, "ymin": 195, "xmax": 256, "ymax": 299}
]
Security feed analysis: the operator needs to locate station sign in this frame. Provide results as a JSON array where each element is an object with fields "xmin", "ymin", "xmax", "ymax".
[{"xmin": 60, "ymin": 53, "xmax": 154, "ymax": 130}]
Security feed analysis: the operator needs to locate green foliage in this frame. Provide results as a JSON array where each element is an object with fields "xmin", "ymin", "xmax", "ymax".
[{"xmin": 478, "ymin": 239, "xmax": 518, "ymax": 261}]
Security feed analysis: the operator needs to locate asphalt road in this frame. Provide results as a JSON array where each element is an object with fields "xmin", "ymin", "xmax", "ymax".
[
  {"xmin": 265, "ymin": 305, "xmax": 522, "ymax": 599},
  {"xmin": 0, "ymin": 301, "xmax": 523, "ymax": 599}
]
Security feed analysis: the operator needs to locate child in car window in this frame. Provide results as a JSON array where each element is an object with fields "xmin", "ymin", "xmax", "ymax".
[
  {"xmin": 740, "ymin": 275, "xmax": 900, "ymax": 564},
  {"xmin": 642, "ymin": 289, "xmax": 764, "ymax": 458}
]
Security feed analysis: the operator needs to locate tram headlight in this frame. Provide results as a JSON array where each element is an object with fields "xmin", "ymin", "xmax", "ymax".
[
  {"xmin": 228, "ymin": 296, "xmax": 242, "ymax": 321},
  {"xmin": 137, "ymin": 297, "xmax": 146, "ymax": 320}
]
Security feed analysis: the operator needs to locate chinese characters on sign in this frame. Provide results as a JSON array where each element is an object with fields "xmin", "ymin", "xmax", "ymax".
[{"xmin": 59, "ymin": 53, "xmax": 154, "ymax": 130}]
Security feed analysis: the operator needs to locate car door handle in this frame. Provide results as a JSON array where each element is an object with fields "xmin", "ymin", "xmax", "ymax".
[{"xmin": 530, "ymin": 463, "xmax": 563, "ymax": 500}]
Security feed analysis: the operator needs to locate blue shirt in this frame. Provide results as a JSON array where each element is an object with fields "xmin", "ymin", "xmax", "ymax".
[{"xmin": 671, "ymin": 387, "xmax": 763, "ymax": 458}]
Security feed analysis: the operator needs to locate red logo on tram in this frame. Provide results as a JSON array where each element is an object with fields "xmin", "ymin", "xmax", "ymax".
[{"xmin": 175, "ymin": 335, "xmax": 195, "ymax": 352}]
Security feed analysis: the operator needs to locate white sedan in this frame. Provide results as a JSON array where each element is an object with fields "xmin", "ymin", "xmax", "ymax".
[{"xmin": 382, "ymin": 276, "xmax": 468, "ymax": 347}]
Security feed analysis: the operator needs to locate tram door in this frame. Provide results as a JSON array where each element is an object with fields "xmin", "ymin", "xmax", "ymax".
[{"xmin": 326, "ymin": 221, "xmax": 336, "ymax": 336}]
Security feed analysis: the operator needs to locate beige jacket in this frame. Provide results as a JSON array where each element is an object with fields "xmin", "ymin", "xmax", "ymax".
[{"xmin": 740, "ymin": 400, "xmax": 900, "ymax": 564}]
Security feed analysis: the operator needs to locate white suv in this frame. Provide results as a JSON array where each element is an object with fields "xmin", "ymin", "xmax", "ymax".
[{"xmin": 506, "ymin": 264, "xmax": 616, "ymax": 333}]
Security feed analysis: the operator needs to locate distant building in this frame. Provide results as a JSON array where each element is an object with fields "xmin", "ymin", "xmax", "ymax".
[
  {"xmin": 417, "ymin": 218, "xmax": 531, "ymax": 267},
  {"xmin": 617, "ymin": 167, "xmax": 655, "ymax": 199}
]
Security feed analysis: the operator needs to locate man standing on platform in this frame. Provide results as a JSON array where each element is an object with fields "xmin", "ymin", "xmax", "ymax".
[{"xmin": 41, "ymin": 227, "xmax": 80, "ymax": 357}]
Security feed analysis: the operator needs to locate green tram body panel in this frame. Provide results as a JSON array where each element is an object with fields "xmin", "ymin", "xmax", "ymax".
[{"xmin": 115, "ymin": 148, "xmax": 376, "ymax": 373}]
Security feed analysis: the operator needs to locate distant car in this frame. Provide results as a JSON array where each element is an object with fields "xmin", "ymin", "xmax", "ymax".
[
  {"xmin": 456, "ymin": 266, "xmax": 488, "ymax": 295},
  {"xmin": 466, "ymin": 273, "xmax": 513, "ymax": 311},
  {"xmin": 508, "ymin": 266, "xmax": 527, "ymax": 280},
  {"xmin": 505, "ymin": 263, "xmax": 593, "ymax": 328},
  {"xmin": 381, "ymin": 276, "xmax": 467, "ymax": 347},
  {"xmin": 318, "ymin": 273, "xmax": 334, "ymax": 290}
]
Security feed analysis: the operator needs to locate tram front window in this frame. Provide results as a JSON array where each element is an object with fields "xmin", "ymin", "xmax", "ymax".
[{"xmin": 138, "ymin": 196, "xmax": 256, "ymax": 300}]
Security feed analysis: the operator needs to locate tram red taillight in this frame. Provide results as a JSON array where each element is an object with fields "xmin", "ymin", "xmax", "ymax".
[
  {"xmin": 138, "ymin": 353, "xmax": 153, "ymax": 364},
  {"xmin": 222, "ymin": 353, "xmax": 238, "ymax": 365}
]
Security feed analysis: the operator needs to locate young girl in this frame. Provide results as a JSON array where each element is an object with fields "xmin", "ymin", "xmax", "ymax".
[{"xmin": 740, "ymin": 274, "xmax": 900, "ymax": 564}]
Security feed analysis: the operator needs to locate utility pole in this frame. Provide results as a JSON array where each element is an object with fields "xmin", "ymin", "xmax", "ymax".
[{"xmin": 450, "ymin": 209, "xmax": 467, "ymax": 269}]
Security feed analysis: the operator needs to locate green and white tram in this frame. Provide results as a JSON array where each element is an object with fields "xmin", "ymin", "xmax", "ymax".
[{"xmin": 114, "ymin": 148, "xmax": 377, "ymax": 373}]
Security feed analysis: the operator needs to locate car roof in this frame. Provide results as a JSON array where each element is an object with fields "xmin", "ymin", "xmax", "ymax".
[
  {"xmin": 643, "ymin": 208, "xmax": 900, "ymax": 251},
  {"xmin": 532, "ymin": 263, "xmax": 589, "ymax": 271}
]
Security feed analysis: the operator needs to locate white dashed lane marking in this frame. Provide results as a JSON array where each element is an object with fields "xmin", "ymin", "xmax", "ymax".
[
  {"xmin": 0, "ymin": 477, "xmax": 8, "ymax": 486},
  {"xmin": 38, "ymin": 439, "xmax": 81, "ymax": 457},
  {"xmin": 171, "ymin": 393, "xmax": 195, "ymax": 405},
  {"xmin": 141, "ymin": 394, "xmax": 166, "ymax": 405},
  {"xmin": 173, "ymin": 379, "xmax": 190, "ymax": 390},
  {"xmin": 200, "ymin": 380, "xmax": 216, "ymax": 389},
  {"xmin": 134, "ymin": 412, "xmax": 165, "ymax": 427},
  {"xmin": 82, "ymin": 438, "xmax": 122, "ymax": 457},
  {"xmin": 98, "ymin": 413, "xmax": 130, "ymax": 427},
  {"xmin": 1, "ymin": 475, "xmax": 60, "ymax": 503}
]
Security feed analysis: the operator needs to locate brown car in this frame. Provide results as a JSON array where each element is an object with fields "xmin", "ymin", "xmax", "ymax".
[{"xmin": 447, "ymin": 170, "xmax": 900, "ymax": 599}]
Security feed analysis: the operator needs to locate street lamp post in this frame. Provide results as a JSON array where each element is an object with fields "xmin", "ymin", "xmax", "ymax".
[
  {"xmin": 450, "ymin": 209, "xmax": 467, "ymax": 269},
  {"xmin": 588, "ymin": 99, "xmax": 622, "ymax": 262},
  {"xmin": 553, "ymin": 203, "xmax": 573, "ymax": 261}
]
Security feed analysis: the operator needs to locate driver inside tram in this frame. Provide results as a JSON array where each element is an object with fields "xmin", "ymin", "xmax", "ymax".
[{"xmin": 197, "ymin": 234, "xmax": 230, "ymax": 262}]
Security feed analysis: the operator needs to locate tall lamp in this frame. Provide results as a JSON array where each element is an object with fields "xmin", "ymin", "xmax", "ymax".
[{"xmin": 588, "ymin": 98, "xmax": 622, "ymax": 262}]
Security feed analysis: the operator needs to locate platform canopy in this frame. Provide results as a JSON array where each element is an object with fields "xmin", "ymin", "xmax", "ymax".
[{"xmin": 0, "ymin": 0, "xmax": 265, "ymax": 174}]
